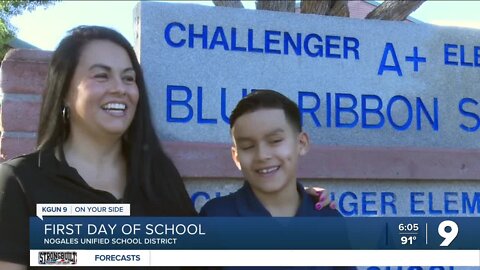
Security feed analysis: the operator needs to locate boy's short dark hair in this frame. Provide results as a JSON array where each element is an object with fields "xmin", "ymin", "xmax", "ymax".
[{"xmin": 229, "ymin": 89, "xmax": 302, "ymax": 132}]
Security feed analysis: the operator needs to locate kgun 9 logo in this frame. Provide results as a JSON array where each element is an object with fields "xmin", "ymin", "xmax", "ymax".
[{"xmin": 438, "ymin": 220, "xmax": 458, "ymax": 247}]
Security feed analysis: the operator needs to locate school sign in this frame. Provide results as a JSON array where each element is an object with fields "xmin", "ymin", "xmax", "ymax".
[{"xmin": 134, "ymin": 1, "xmax": 480, "ymax": 221}]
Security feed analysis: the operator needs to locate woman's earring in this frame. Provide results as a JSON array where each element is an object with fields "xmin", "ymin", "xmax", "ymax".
[{"xmin": 62, "ymin": 106, "xmax": 70, "ymax": 123}]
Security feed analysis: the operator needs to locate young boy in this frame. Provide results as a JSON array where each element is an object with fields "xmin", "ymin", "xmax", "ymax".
[
  {"xmin": 199, "ymin": 90, "xmax": 354, "ymax": 269},
  {"xmin": 200, "ymin": 89, "xmax": 341, "ymax": 218}
]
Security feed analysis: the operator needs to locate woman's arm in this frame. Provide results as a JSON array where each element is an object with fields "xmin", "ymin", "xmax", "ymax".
[
  {"xmin": 0, "ymin": 164, "xmax": 30, "ymax": 266},
  {"xmin": 0, "ymin": 261, "xmax": 27, "ymax": 270}
]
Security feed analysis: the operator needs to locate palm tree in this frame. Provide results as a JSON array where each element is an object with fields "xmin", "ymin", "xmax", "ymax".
[{"xmin": 212, "ymin": 0, "xmax": 425, "ymax": 21}]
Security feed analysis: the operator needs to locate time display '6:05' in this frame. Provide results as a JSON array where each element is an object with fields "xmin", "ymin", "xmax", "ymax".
[{"xmin": 398, "ymin": 223, "xmax": 419, "ymax": 232}]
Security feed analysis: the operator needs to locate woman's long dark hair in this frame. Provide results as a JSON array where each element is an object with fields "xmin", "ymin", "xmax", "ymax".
[{"xmin": 37, "ymin": 25, "xmax": 197, "ymax": 216}]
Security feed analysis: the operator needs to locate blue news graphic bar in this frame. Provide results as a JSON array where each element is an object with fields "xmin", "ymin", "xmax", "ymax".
[{"xmin": 30, "ymin": 217, "xmax": 480, "ymax": 250}]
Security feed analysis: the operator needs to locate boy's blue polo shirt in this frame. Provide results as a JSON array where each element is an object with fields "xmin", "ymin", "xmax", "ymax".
[
  {"xmin": 200, "ymin": 181, "xmax": 341, "ymax": 217},
  {"xmin": 200, "ymin": 182, "xmax": 356, "ymax": 270}
]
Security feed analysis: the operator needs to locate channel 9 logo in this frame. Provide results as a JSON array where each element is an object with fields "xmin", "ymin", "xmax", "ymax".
[{"xmin": 38, "ymin": 251, "xmax": 77, "ymax": 265}]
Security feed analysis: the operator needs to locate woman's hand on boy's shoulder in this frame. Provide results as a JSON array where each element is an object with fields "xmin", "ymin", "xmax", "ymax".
[{"xmin": 304, "ymin": 187, "xmax": 336, "ymax": 210}]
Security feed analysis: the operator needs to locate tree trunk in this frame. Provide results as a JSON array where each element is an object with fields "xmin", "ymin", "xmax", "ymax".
[
  {"xmin": 212, "ymin": 0, "xmax": 244, "ymax": 9},
  {"xmin": 213, "ymin": 1, "xmax": 424, "ymax": 22},
  {"xmin": 256, "ymin": 0, "xmax": 295, "ymax": 12},
  {"xmin": 301, "ymin": 0, "xmax": 332, "ymax": 15},
  {"xmin": 328, "ymin": 0, "xmax": 349, "ymax": 17},
  {"xmin": 365, "ymin": 0, "xmax": 426, "ymax": 21},
  {"xmin": 301, "ymin": 0, "xmax": 349, "ymax": 17}
]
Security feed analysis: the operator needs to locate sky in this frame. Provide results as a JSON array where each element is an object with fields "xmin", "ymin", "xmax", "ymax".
[{"xmin": 10, "ymin": 0, "xmax": 480, "ymax": 51}]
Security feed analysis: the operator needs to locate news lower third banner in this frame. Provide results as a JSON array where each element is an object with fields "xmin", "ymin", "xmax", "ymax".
[{"xmin": 30, "ymin": 208, "xmax": 480, "ymax": 267}]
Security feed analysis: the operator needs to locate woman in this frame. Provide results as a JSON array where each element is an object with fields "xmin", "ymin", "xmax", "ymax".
[
  {"xmin": 0, "ymin": 26, "xmax": 331, "ymax": 269},
  {"xmin": 0, "ymin": 25, "xmax": 196, "ymax": 269}
]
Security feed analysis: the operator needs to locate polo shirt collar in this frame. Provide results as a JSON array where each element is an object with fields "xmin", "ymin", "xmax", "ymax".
[
  {"xmin": 235, "ymin": 181, "xmax": 313, "ymax": 216},
  {"xmin": 37, "ymin": 147, "xmax": 88, "ymax": 186}
]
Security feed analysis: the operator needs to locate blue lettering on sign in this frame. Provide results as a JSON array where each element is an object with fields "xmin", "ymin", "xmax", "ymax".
[
  {"xmin": 284, "ymin": 32, "xmax": 301, "ymax": 55},
  {"xmin": 326, "ymin": 35, "xmax": 341, "ymax": 58},
  {"xmin": 460, "ymin": 45, "xmax": 473, "ymax": 66},
  {"xmin": 335, "ymin": 93, "xmax": 359, "ymax": 128},
  {"xmin": 386, "ymin": 95, "xmax": 412, "ymax": 131},
  {"xmin": 378, "ymin": 43, "xmax": 402, "ymax": 76},
  {"xmin": 221, "ymin": 88, "xmax": 251, "ymax": 124},
  {"xmin": 209, "ymin": 26, "xmax": 229, "ymax": 50},
  {"xmin": 475, "ymin": 46, "xmax": 480, "ymax": 66},
  {"xmin": 248, "ymin": 28, "xmax": 263, "ymax": 53},
  {"xmin": 458, "ymin": 97, "xmax": 480, "ymax": 132},
  {"xmin": 220, "ymin": 88, "xmax": 231, "ymax": 124},
  {"xmin": 444, "ymin": 44, "xmax": 457, "ymax": 66},
  {"xmin": 362, "ymin": 192, "xmax": 377, "ymax": 215},
  {"xmin": 168, "ymin": 85, "xmax": 253, "ymax": 125},
  {"xmin": 444, "ymin": 43, "xmax": 480, "ymax": 67},
  {"xmin": 428, "ymin": 192, "xmax": 442, "ymax": 215},
  {"xmin": 188, "ymin": 24, "xmax": 208, "ymax": 49},
  {"xmin": 410, "ymin": 192, "xmax": 425, "ymax": 215},
  {"xmin": 362, "ymin": 95, "xmax": 384, "ymax": 129},
  {"xmin": 338, "ymin": 191, "xmax": 358, "ymax": 216},
  {"xmin": 163, "ymin": 22, "xmax": 360, "ymax": 60},
  {"xmin": 191, "ymin": 191, "xmax": 479, "ymax": 216},
  {"xmin": 265, "ymin": 30, "xmax": 281, "ymax": 54},
  {"xmin": 410, "ymin": 192, "xmax": 480, "ymax": 215},
  {"xmin": 326, "ymin": 93, "xmax": 332, "ymax": 127},
  {"xmin": 298, "ymin": 91, "xmax": 321, "ymax": 127},
  {"xmin": 344, "ymin": 37, "xmax": 360, "ymax": 59},
  {"xmin": 463, "ymin": 192, "xmax": 480, "ymax": 214},
  {"xmin": 444, "ymin": 192, "xmax": 458, "ymax": 215},
  {"xmin": 304, "ymin": 33, "xmax": 322, "ymax": 57},
  {"xmin": 166, "ymin": 85, "xmax": 193, "ymax": 122},
  {"xmin": 164, "ymin": 22, "xmax": 186, "ymax": 47},
  {"xmin": 381, "ymin": 192, "xmax": 397, "ymax": 215},
  {"xmin": 231, "ymin": 27, "xmax": 246, "ymax": 52},
  {"xmin": 167, "ymin": 86, "xmax": 440, "ymax": 132},
  {"xmin": 405, "ymin": 46, "xmax": 426, "ymax": 72},
  {"xmin": 330, "ymin": 192, "xmax": 397, "ymax": 216},
  {"xmin": 191, "ymin": 191, "xmax": 210, "ymax": 203},
  {"xmin": 197, "ymin": 87, "xmax": 217, "ymax": 124},
  {"xmin": 416, "ymin": 98, "xmax": 438, "ymax": 131}
]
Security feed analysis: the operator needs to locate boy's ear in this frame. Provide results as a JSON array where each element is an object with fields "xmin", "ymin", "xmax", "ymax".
[
  {"xmin": 298, "ymin": 131, "xmax": 310, "ymax": 156},
  {"xmin": 231, "ymin": 145, "xmax": 242, "ymax": 170}
]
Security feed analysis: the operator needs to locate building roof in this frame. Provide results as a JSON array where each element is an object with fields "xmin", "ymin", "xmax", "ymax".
[{"xmin": 8, "ymin": 37, "xmax": 39, "ymax": 50}]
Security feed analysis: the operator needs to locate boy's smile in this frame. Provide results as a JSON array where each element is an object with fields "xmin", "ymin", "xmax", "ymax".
[
  {"xmin": 231, "ymin": 108, "xmax": 309, "ymax": 200},
  {"xmin": 257, "ymin": 166, "xmax": 280, "ymax": 175}
]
